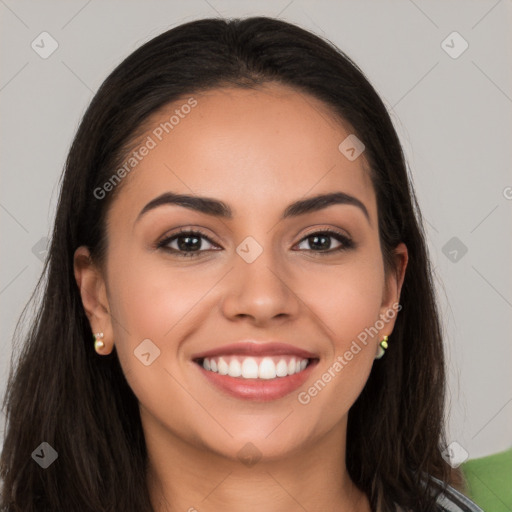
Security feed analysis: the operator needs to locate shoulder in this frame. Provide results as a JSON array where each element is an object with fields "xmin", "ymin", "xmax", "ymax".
[
  {"xmin": 432, "ymin": 480, "xmax": 485, "ymax": 512},
  {"xmin": 393, "ymin": 475, "xmax": 485, "ymax": 512}
]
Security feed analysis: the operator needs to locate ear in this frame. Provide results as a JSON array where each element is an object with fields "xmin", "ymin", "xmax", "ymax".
[
  {"xmin": 73, "ymin": 246, "xmax": 114, "ymax": 354},
  {"xmin": 379, "ymin": 242, "xmax": 408, "ymax": 331}
]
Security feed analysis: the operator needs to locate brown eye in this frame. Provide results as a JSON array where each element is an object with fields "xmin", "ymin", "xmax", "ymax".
[
  {"xmin": 295, "ymin": 230, "xmax": 354, "ymax": 253},
  {"xmin": 157, "ymin": 229, "xmax": 219, "ymax": 257}
]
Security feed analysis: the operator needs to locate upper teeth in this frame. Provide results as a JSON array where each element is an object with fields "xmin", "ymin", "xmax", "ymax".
[{"xmin": 202, "ymin": 356, "xmax": 309, "ymax": 379}]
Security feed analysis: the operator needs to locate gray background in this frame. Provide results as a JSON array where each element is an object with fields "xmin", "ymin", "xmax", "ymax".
[{"xmin": 1, "ymin": 0, "xmax": 511, "ymax": 463}]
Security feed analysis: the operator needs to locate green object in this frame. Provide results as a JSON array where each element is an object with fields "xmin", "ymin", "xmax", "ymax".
[{"xmin": 461, "ymin": 446, "xmax": 512, "ymax": 512}]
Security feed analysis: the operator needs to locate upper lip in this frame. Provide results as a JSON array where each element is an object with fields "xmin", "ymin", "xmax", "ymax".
[{"xmin": 191, "ymin": 341, "xmax": 318, "ymax": 360}]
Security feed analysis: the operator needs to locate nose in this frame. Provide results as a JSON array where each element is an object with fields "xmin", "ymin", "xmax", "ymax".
[{"xmin": 220, "ymin": 243, "xmax": 301, "ymax": 326}]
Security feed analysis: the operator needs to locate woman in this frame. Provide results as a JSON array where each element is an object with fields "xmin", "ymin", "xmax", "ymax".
[{"xmin": 0, "ymin": 16, "xmax": 483, "ymax": 512}]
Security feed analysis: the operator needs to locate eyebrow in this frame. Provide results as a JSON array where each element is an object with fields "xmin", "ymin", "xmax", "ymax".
[{"xmin": 135, "ymin": 191, "xmax": 370, "ymax": 224}]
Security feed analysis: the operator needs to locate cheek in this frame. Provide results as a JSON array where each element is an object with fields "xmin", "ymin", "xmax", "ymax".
[
  {"xmin": 296, "ymin": 267, "xmax": 382, "ymax": 425},
  {"xmin": 298, "ymin": 251, "xmax": 384, "ymax": 414},
  {"xmin": 107, "ymin": 251, "xmax": 211, "ymax": 340},
  {"xmin": 293, "ymin": 252, "xmax": 385, "ymax": 412},
  {"xmin": 104, "ymin": 250, "xmax": 182, "ymax": 380},
  {"xmin": 298, "ymin": 255, "xmax": 385, "ymax": 349},
  {"xmin": 104, "ymin": 250, "xmax": 210, "ymax": 420}
]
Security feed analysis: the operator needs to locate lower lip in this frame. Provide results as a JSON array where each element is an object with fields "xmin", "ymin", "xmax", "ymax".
[{"xmin": 196, "ymin": 360, "xmax": 318, "ymax": 401}]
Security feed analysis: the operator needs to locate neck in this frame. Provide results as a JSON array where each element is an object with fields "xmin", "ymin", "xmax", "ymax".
[{"xmin": 144, "ymin": 415, "xmax": 371, "ymax": 512}]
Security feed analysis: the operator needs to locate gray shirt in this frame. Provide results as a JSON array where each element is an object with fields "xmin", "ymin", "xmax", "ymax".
[{"xmin": 394, "ymin": 476, "xmax": 485, "ymax": 511}]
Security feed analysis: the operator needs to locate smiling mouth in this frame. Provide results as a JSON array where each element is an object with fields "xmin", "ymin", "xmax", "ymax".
[{"xmin": 194, "ymin": 355, "xmax": 316, "ymax": 380}]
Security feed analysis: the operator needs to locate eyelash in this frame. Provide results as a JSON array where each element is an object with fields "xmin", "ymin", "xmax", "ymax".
[{"xmin": 156, "ymin": 227, "xmax": 354, "ymax": 258}]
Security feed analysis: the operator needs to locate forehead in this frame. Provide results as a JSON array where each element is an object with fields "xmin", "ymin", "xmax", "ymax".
[{"xmin": 108, "ymin": 83, "xmax": 376, "ymax": 223}]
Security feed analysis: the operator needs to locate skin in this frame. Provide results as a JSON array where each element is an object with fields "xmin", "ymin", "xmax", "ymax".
[{"xmin": 74, "ymin": 83, "xmax": 408, "ymax": 512}]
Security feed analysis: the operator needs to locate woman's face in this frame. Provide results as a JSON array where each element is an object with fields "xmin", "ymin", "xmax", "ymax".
[{"xmin": 76, "ymin": 83, "xmax": 407, "ymax": 462}]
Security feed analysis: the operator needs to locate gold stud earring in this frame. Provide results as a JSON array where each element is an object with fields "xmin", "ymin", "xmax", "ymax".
[
  {"xmin": 375, "ymin": 335, "xmax": 389, "ymax": 359},
  {"xmin": 94, "ymin": 332, "xmax": 105, "ymax": 353}
]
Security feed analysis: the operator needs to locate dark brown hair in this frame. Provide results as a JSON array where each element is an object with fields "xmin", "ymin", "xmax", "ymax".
[{"xmin": 1, "ymin": 16, "xmax": 462, "ymax": 511}]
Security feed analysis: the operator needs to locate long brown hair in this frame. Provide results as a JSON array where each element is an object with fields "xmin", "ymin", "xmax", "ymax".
[{"xmin": 1, "ymin": 16, "xmax": 461, "ymax": 511}]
